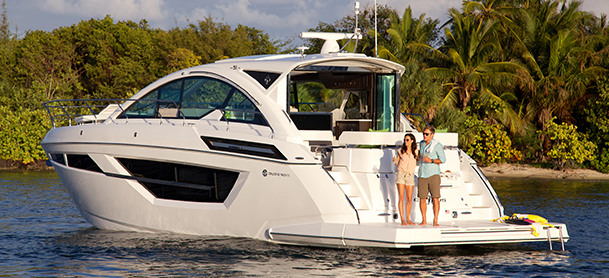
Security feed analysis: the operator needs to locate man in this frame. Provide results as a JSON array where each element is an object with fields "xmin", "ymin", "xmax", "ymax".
[{"xmin": 418, "ymin": 126, "xmax": 446, "ymax": 227}]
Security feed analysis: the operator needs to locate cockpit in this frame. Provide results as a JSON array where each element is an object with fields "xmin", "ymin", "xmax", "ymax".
[{"xmin": 288, "ymin": 62, "xmax": 400, "ymax": 141}]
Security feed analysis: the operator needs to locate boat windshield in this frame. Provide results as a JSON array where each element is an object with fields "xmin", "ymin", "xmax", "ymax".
[{"xmin": 119, "ymin": 76, "xmax": 267, "ymax": 126}]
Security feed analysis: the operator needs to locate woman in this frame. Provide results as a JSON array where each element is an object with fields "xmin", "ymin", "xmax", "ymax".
[{"xmin": 393, "ymin": 133, "xmax": 418, "ymax": 225}]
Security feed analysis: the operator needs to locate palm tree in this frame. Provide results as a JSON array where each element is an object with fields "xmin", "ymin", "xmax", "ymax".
[
  {"xmin": 376, "ymin": 6, "xmax": 439, "ymax": 63},
  {"xmin": 512, "ymin": 0, "xmax": 605, "ymax": 130},
  {"xmin": 374, "ymin": 7, "xmax": 443, "ymax": 123},
  {"xmin": 427, "ymin": 8, "xmax": 527, "ymax": 134}
]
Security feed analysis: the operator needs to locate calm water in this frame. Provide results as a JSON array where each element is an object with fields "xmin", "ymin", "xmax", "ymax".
[{"xmin": 1, "ymin": 171, "xmax": 607, "ymax": 277}]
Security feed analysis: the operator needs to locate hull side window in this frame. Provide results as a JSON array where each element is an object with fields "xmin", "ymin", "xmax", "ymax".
[
  {"xmin": 117, "ymin": 158, "xmax": 239, "ymax": 203},
  {"xmin": 66, "ymin": 154, "xmax": 103, "ymax": 173},
  {"xmin": 49, "ymin": 153, "xmax": 66, "ymax": 166}
]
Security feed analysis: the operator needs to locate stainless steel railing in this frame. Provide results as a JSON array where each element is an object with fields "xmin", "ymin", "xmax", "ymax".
[{"xmin": 43, "ymin": 98, "xmax": 275, "ymax": 138}]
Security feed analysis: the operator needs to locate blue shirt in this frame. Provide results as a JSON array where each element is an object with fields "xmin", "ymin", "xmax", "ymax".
[{"xmin": 418, "ymin": 140, "xmax": 446, "ymax": 178}]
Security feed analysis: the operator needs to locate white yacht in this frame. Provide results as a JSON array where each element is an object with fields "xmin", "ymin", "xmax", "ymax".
[{"xmin": 41, "ymin": 33, "xmax": 568, "ymax": 249}]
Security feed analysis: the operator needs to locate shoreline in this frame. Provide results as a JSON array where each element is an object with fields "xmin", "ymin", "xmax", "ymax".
[
  {"xmin": 2, "ymin": 160, "xmax": 609, "ymax": 181},
  {"xmin": 0, "ymin": 160, "xmax": 53, "ymax": 171},
  {"xmin": 480, "ymin": 163, "xmax": 609, "ymax": 181}
]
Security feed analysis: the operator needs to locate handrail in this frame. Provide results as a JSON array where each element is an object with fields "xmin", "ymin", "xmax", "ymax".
[
  {"xmin": 43, "ymin": 98, "xmax": 275, "ymax": 138},
  {"xmin": 402, "ymin": 112, "xmax": 429, "ymax": 127},
  {"xmin": 290, "ymin": 102, "xmax": 336, "ymax": 112},
  {"xmin": 324, "ymin": 168, "xmax": 360, "ymax": 224},
  {"xmin": 43, "ymin": 98, "xmax": 133, "ymax": 128}
]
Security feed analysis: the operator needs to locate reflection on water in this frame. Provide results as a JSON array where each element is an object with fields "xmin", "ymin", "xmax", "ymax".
[
  {"xmin": 39, "ymin": 230, "xmax": 574, "ymax": 277},
  {"xmin": 0, "ymin": 172, "xmax": 607, "ymax": 277}
]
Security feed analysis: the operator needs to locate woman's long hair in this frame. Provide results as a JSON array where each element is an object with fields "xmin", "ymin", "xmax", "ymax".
[{"xmin": 400, "ymin": 133, "xmax": 419, "ymax": 160}]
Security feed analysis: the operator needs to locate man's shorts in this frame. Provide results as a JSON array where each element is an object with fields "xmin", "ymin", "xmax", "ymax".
[
  {"xmin": 396, "ymin": 171, "xmax": 415, "ymax": 186},
  {"xmin": 418, "ymin": 174, "xmax": 441, "ymax": 199}
]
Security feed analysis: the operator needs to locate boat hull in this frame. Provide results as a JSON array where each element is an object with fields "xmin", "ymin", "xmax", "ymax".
[{"xmin": 42, "ymin": 123, "xmax": 360, "ymax": 240}]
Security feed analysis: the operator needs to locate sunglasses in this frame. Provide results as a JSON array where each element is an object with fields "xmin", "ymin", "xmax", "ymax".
[{"xmin": 423, "ymin": 133, "xmax": 432, "ymax": 136}]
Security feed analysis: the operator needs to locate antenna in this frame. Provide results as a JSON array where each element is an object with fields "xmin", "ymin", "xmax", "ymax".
[
  {"xmin": 353, "ymin": 2, "xmax": 360, "ymax": 52},
  {"xmin": 374, "ymin": 0, "xmax": 378, "ymax": 57},
  {"xmin": 296, "ymin": 46, "xmax": 309, "ymax": 59},
  {"xmin": 298, "ymin": 2, "xmax": 363, "ymax": 54},
  {"xmin": 354, "ymin": 2, "xmax": 360, "ymax": 32},
  {"xmin": 299, "ymin": 32, "xmax": 362, "ymax": 54}
]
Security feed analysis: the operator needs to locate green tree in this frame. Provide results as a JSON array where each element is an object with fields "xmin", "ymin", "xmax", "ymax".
[
  {"xmin": 236, "ymin": 24, "xmax": 280, "ymax": 55},
  {"xmin": 14, "ymin": 30, "xmax": 82, "ymax": 100},
  {"xmin": 0, "ymin": 106, "xmax": 50, "ymax": 164},
  {"xmin": 0, "ymin": 80, "xmax": 46, "ymax": 110},
  {"xmin": 460, "ymin": 114, "xmax": 522, "ymax": 165},
  {"xmin": 372, "ymin": 7, "xmax": 442, "ymax": 125},
  {"xmin": 400, "ymin": 59, "xmax": 442, "ymax": 126},
  {"xmin": 584, "ymin": 77, "xmax": 609, "ymax": 172},
  {"xmin": 0, "ymin": 0, "xmax": 18, "ymax": 89},
  {"xmin": 508, "ymin": 0, "xmax": 603, "ymax": 128},
  {"xmin": 167, "ymin": 48, "xmax": 201, "ymax": 73},
  {"xmin": 162, "ymin": 17, "xmax": 280, "ymax": 65},
  {"xmin": 304, "ymin": 4, "xmax": 396, "ymax": 56},
  {"xmin": 428, "ymin": 8, "xmax": 527, "ymax": 134},
  {"xmin": 63, "ymin": 16, "xmax": 163, "ymax": 99},
  {"xmin": 502, "ymin": 0, "xmax": 605, "ymax": 160},
  {"xmin": 377, "ymin": 6, "xmax": 440, "ymax": 63},
  {"xmin": 538, "ymin": 117, "xmax": 596, "ymax": 169}
]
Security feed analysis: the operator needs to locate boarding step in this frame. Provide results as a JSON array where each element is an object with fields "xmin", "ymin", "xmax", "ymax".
[
  {"xmin": 465, "ymin": 182, "xmax": 474, "ymax": 192},
  {"xmin": 339, "ymin": 183, "xmax": 351, "ymax": 196},
  {"xmin": 329, "ymin": 171, "xmax": 342, "ymax": 183},
  {"xmin": 330, "ymin": 171, "xmax": 354, "ymax": 196},
  {"xmin": 348, "ymin": 196, "xmax": 361, "ymax": 209},
  {"xmin": 471, "ymin": 206, "xmax": 492, "ymax": 218},
  {"xmin": 328, "ymin": 169, "xmax": 369, "ymax": 210},
  {"xmin": 468, "ymin": 194, "xmax": 483, "ymax": 207},
  {"xmin": 465, "ymin": 182, "xmax": 486, "ymax": 195}
]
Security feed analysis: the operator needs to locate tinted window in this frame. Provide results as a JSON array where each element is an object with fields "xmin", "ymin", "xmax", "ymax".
[
  {"xmin": 244, "ymin": 70, "xmax": 280, "ymax": 89},
  {"xmin": 50, "ymin": 153, "xmax": 66, "ymax": 165},
  {"xmin": 121, "ymin": 77, "xmax": 267, "ymax": 126},
  {"xmin": 180, "ymin": 78, "xmax": 233, "ymax": 118},
  {"xmin": 117, "ymin": 158, "xmax": 239, "ymax": 203},
  {"xmin": 66, "ymin": 154, "xmax": 103, "ymax": 173}
]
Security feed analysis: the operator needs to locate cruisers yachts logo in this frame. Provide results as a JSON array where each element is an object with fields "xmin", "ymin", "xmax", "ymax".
[{"xmin": 262, "ymin": 169, "xmax": 290, "ymax": 177}]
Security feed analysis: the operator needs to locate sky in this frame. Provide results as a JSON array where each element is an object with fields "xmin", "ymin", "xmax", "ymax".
[{"xmin": 5, "ymin": 0, "xmax": 609, "ymax": 45}]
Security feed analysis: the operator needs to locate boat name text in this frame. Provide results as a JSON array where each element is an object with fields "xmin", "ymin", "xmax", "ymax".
[{"xmin": 262, "ymin": 169, "xmax": 290, "ymax": 178}]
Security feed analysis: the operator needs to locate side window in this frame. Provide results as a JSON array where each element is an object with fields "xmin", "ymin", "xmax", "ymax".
[
  {"xmin": 181, "ymin": 78, "xmax": 232, "ymax": 118},
  {"xmin": 121, "ymin": 77, "xmax": 267, "ymax": 126},
  {"xmin": 121, "ymin": 80, "xmax": 182, "ymax": 118},
  {"xmin": 223, "ymin": 89, "xmax": 267, "ymax": 124}
]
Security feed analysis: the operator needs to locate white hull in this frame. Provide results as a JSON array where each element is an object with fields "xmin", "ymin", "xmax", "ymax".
[
  {"xmin": 269, "ymin": 221, "xmax": 568, "ymax": 248},
  {"xmin": 43, "ymin": 122, "xmax": 569, "ymax": 248},
  {"xmin": 45, "ymin": 123, "xmax": 358, "ymax": 239},
  {"xmin": 42, "ymin": 51, "xmax": 569, "ymax": 249}
]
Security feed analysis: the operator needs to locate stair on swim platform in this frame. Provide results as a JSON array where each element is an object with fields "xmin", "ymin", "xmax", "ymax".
[
  {"xmin": 465, "ymin": 182, "xmax": 480, "ymax": 194},
  {"xmin": 471, "ymin": 206, "xmax": 492, "ymax": 218},
  {"xmin": 328, "ymin": 170, "xmax": 368, "ymax": 210},
  {"xmin": 463, "ymin": 182, "xmax": 493, "ymax": 218},
  {"xmin": 468, "ymin": 193, "xmax": 483, "ymax": 207}
]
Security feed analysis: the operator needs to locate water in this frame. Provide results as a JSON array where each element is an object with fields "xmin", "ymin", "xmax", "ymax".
[{"xmin": 1, "ymin": 171, "xmax": 607, "ymax": 277}]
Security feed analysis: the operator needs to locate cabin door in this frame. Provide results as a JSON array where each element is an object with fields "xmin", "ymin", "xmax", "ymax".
[{"xmin": 373, "ymin": 74, "xmax": 399, "ymax": 131}]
